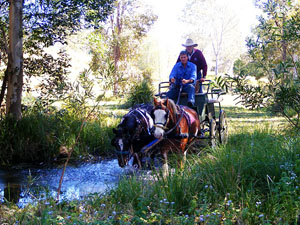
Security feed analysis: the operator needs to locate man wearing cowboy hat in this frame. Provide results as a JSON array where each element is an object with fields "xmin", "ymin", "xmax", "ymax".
[{"xmin": 177, "ymin": 38, "xmax": 208, "ymax": 92}]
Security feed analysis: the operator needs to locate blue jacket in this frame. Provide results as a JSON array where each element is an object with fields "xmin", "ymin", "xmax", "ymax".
[{"xmin": 169, "ymin": 61, "xmax": 197, "ymax": 86}]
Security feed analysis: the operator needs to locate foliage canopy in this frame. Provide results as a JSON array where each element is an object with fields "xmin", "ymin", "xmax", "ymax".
[{"xmin": 229, "ymin": 0, "xmax": 300, "ymax": 130}]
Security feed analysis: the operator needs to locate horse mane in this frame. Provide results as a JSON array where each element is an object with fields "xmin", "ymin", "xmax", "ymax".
[
  {"xmin": 132, "ymin": 103, "xmax": 153, "ymax": 113},
  {"xmin": 166, "ymin": 99, "xmax": 178, "ymax": 115}
]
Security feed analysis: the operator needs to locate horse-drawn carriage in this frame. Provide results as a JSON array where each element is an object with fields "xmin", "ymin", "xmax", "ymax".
[
  {"xmin": 111, "ymin": 80, "xmax": 228, "ymax": 175},
  {"xmin": 156, "ymin": 80, "xmax": 228, "ymax": 147}
]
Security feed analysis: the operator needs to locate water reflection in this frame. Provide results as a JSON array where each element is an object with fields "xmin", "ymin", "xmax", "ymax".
[{"xmin": 0, "ymin": 159, "xmax": 125, "ymax": 207}]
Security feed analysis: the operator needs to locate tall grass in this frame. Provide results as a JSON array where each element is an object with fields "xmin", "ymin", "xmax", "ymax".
[
  {"xmin": 104, "ymin": 125, "xmax": 299, "ymax": 224},
  {"xmin": 1, "ymin": 106, "xmax": 299, "ymax": 224},
  {"xmin": 0, "ymin": 107, "xmax": 121, "ymax": 165}
]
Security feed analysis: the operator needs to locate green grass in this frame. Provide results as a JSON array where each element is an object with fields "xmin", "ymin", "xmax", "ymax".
[
  {"xmin": 0, "ymin": 106, "xmax": 123, "ymax": 165},
  {"xmin": 1, "ymin": 106, "xmax": 299, "ymax": 224}
]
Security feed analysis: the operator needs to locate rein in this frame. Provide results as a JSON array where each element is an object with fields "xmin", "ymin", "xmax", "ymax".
[
  {"xmin": 153, "ymin": 105, "xmax": 184, "ymax": 138},
  {"xmin": 114, "ymin": 149, "xmax": 131, "ymax": 155},
  {"xmin": 164, "ymin": 106, "xmax": 184, "ymax": 136}
]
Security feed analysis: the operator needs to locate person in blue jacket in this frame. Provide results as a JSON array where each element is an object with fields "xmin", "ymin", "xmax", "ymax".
[{"xmin": 166, "ymin": 50, "xmax": 197, "ymax": 108}]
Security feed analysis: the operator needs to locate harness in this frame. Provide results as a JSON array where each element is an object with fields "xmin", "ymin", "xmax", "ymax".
[
  {"xmin": 115, "ymin": 107, "xmax": 153, "ymax": 156},
  {"xmin": 153, "ymin": 105, "xmax": 192, "ymax": 139}
]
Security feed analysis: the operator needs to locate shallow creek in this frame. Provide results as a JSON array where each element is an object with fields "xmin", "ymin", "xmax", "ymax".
[{"xmin": 0, "ymin": 159, "xmax": 127, "ymax": 208}]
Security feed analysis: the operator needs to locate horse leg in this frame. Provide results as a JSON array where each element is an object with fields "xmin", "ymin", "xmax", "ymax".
[
  {"xmin": 162, "ymin": 150, "xmax": 169, "ymax": 178},
  {"xmin": 179, "ymin": 138, "xmax": 188, "ymax": 169},
  {"xmin": 134, "ymin": 153, "xmax": 142, "ymax": 169}
]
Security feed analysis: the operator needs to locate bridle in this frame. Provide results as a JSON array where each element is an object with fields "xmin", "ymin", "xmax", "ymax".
[
  {"xmin": 153, "ymin": 107, "xmax": 170, "ymax": 130},
  {"xmin": 152, "ymin": 105, "xmax": 184, "ymax": 137}
]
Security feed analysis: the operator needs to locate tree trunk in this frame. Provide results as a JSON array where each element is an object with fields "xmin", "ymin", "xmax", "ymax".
[
  {"xmin": 215, "ymin": 57, "xmax": 218, "ymax": 75},
  {"xmin": 113, "ymin": 43, "xmax": 120, "ymax": 95},
  {"xmin": 112, "ymin": 2, "xmax": 122, "ymax": 95},
  {"xmin": 0, "ymin": 69, "xmax": 8, "ymax": 108},
  {"xmin": 6, "ymin": 0, "xmax": 23, "ymax": 120}
]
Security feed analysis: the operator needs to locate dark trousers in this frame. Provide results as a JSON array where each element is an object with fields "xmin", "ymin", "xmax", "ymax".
[
  {"xmin": 166, "ymin": 84, "xmax": 195, "ymax": 103},
  {"xmin": 197, "ymin": 72, "xmax": 203, "ymax": 93}
]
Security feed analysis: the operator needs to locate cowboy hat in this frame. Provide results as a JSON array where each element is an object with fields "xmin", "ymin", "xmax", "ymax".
[{"xmin": 182, "ymin": 38, "xmax": 198, "ymax": 47}]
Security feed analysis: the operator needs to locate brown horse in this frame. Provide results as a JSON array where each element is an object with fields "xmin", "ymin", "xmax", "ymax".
[{"xmin": 152, "ymin": 98, "xmax": 200, "ymax": 177}]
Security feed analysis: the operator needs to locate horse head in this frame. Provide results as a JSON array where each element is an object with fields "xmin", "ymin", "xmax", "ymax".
[
  {"xmin": 111, "ymin": 116, "xmax": 138, "ymax": 167},
  {"xmin": 111, "ymin": 106, "xmax": 154, "ymax": 168},
  {"xmin": 152, "ymin": 98, "xmax": 178, "ymax": 139}
]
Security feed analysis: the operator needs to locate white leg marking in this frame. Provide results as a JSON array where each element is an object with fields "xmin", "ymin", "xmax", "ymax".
[{"xmin": 118, "ymin": 139, "xmax": 124, "ymax": 151}]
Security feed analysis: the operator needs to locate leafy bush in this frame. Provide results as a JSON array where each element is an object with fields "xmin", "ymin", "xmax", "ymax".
[
  {"xmin": 275, "ymin": 84, "xmax": 300, "ymax": 130},
  {"xmin": 227, "ymin": 1, "xmax": 300, "ymax": 131},
  {"xmin": 0, "ymin": 108, "xmax": 120, "ymax": 166},
  {"xmin": 126, "ymin": 78, "xmax": 154, "ymax": 107}
]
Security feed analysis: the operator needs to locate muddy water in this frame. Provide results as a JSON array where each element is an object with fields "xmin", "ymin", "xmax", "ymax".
[{"xmin": 0, "ymin": 159, "xmax": 127, "ymax": 208}]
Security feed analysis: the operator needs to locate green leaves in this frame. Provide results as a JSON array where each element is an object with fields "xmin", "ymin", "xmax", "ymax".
[
  {"xmin": 126, "ymin": 78, "xmax": 154, "ymax": 107},
  {"xmin": 230, "ymin": 0, "xmax": 300, "ymax": 125},
  {"xmin": 274, "ymin": 84, "xmax": 300, "ymax": 130}
]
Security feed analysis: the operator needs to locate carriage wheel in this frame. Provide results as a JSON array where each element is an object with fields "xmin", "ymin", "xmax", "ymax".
[
  {"xmin": 218, "ymin": 110, "xmax": 228, "ymax": 144},
  {"xmin": 209, "ymin": 119, "xmax": 218, "ymax": 148}
]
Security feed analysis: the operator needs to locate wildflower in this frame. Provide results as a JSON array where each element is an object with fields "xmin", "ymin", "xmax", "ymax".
[
  {"xmin": 199, "ymin": 216, "xmax": 205, "ymax": 222},
  {"xmin": 185, "ymin": 214, "xmax": 189, "ymax": 218},
  {"xmin": 80, "ymin": 208, "xmax": 87, "ymax": 213},
  {"xmin": 256, "ymin": 201, "xmax": 262, "ymax": 206},
  {"xmin": 290, "ymin": 172, "xmax": 296, "ymax": 177},
  {"xmin": 259, "ymin": 214, "xmax": 264, "ymax": 218},
  {"xmin": 171, "ymin": 202, "xmax": 175, "ymax": 205},
  {"xmin": 112, "ymin": 211, "xmax": 117, "ymax": 216},
  {"xmin": 163, "ymin": 198, "xmax": 167, "ymax": 202},
  {"xmin": 226, "ymin": 200, "xmax": 232, "ymax": 206},
  {"xmin": 101, "ymin": 203, "xmax": 106, "ymax": 207},
  {"xmin": 165, "ymin": 201, "xmax": 169, "ymax": 204},
  {"xmin": 160, "ymin": 200, "xmax": 163, "ymax": 203},
  {"xmin": 204, "ymin": 185, "xmax": 208, "ymax": 189},
  {"xmin": 48, "ymin": 211, "xmax": 53, "ymax": 215},
  {"xmin": 179, "ymin": 211, "xmax": 183, "ymax": 215}
]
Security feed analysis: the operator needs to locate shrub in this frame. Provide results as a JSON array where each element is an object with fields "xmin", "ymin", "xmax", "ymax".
[
  {"xmin": 275, "ymin": 84, "xmax": 300, "ymax": 131},
  {"xmin": 126, "ymin": 78, "xmax": 154, "ymax": 107},
  {"xmin": 0, "ymin": 108, "xmax": 120, "ymax": 165}
]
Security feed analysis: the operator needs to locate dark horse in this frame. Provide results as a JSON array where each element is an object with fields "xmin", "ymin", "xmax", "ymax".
[
  {"xmin": 111, "ymin": 103, "xmax": 155, "ymax": 168},
  {"xmin": 152, "ymin": 98, "xmax": 200, "ymax": 177}
]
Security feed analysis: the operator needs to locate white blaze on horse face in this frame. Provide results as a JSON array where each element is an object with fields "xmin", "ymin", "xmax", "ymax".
[
  {"xmin": 118, "ymin": 139, "xmax": 124, "ymax": 151},
  {"xmin": 153, "ymin": 109, "xmax": 167, "ymax": 138}
]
